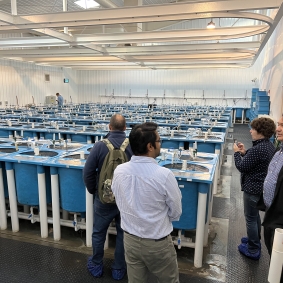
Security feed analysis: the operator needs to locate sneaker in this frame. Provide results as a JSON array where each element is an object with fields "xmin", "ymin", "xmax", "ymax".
[
  {"xmin": 112, "ymin": 268, "xmax": 126, "ymax": 280},
  {"xmin": 87, "ymin": 257, "xmax": 103, "ymax": 278},
  {"xmin": 238, "ymin": 243, "xmax": 261, "ymax": 260}
]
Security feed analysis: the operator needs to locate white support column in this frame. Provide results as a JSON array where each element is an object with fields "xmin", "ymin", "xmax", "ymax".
[
  {"xmin": 204, "ymin": 185, "xmax": 213, "ymax": 247},
  {"xmin": 214, "ymin": 148, "xmax": 221, "ymax": 194},
  {"xmin": 51, "ymin": 172, "xmax": 61, "ymax": 241},
  {"xmin": 268, "ymin": 228, "xmax": 283, "ymax": 283},
  {"xmin": 241, "ymin": 109, "xmax": 245, "ymax": 124},
  {"xmin": 63, "ymin": 0, "xmax": 68, "ymax": 34},
  {"xmin": 37, "ymin": 166, "xmax": 48, "ymax": 238},
  {"xmin": 0, "ymin": 168, "xmax": 7, "ymax": 230},
  {"xmin": 233, "ymin": 109, "xmax": 236, "ymax": 124},
  {"xmin": 194, "ymin": 192, "xmax": 207, "ymax": 268},
  {"xmin": 11, "ymin": 0, "xmax": 17, "ymax": 15},
  {"xmin": 6, "ymin": 165, "xmax": 19, "ymax": 232},
  {"xmin": 86, "ymin": 188, "xmax": 93, "ymax": 247},
  {"xmin": 213, "ymin": 162, "xmax": 219, "ymax": 194}
]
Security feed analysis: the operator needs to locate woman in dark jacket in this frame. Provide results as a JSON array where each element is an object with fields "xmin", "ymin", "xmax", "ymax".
[{"xmin": 233, "ymin": 117, "xmax": 276, "ymax": 260}]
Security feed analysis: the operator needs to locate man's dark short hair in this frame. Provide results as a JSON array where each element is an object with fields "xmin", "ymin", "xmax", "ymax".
[
  {"xmin": 56, "ymin": 93, "xmax": 59, "ymax": 96},
  {"xmin": 250, "ymin": 117, "xmax": 276, "ymax": 139},
  {"xmin": 110, "ymin": 114, "xmax": 126, "ymax": 131},
  {"xmin": 129, "ymin": 122, "xmax": 158, "ymax": 155}
]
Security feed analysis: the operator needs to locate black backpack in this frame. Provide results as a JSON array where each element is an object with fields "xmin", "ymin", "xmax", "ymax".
[{"xmin": 98, "ymin": 138, "xmax": 129, "ymax": 204}]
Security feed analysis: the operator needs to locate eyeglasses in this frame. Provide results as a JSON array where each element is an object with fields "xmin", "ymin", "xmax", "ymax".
[{"xmin": 156, "ymin": 139, "xmax": 162, "ymax": 144}]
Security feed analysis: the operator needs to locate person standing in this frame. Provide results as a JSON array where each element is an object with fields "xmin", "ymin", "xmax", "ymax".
[
  {"xmin": 260, "ymin": 114, "xmax": 283, "ymax": 282},
  {"xmin": 112, "ymin": 122, "xmax": 182, "ymax": 283},
  {"xmin": 83, "ymin": 114, "xmax": 132, "ymax": 280},
  {"xmin": 56, "ymin": 93, "xmax": 64, "ymax": 107},
  {"xmin": 233, "ymin": 117, "xmax": 276, "ymax": 260}
]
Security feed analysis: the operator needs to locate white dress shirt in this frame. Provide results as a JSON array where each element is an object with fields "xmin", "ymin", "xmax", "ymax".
[{"xmin": 112, "ymin": 155, "xmax": 182, "ymax": 239}]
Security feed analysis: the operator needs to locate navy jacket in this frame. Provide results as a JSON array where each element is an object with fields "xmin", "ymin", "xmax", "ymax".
[
  {"xmin": 83, "ymin": 131, "xmax": 133, "ymax": 194},
  {"xmin": 234, "ymin": 138, "xmax": 275, "ymax": 195}
]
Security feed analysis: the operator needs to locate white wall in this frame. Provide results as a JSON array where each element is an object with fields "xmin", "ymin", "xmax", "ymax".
[
  {"xmin": 0, "ymin": 59, "xmax": 78, "ymax": 106},
  {"xmin": 77, "ymin": 66, "xmax": 260, "ymax": 108},
  {"xmin": 259, "ymin": 15, "xmax": 283, "ymax": 122}
]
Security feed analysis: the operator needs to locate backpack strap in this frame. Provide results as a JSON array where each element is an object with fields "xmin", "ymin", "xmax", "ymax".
[
  {"xmin": 120, "ymin": 138, "xmax": 129, "ymax": 152},
  {"xmin": 101, "ymin": 138, "xmax": 114, "ymax": 151}
]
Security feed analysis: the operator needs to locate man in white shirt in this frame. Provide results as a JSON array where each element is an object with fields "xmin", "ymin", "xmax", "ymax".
[{"xmin": 112, "ymin": 122, "xmax": 182, "ymax": 283}]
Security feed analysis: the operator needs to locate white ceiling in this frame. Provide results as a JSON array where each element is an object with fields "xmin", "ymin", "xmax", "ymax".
[{"xmin": 0, "ymin": 0, "xmax": 282, "ymax": 70}]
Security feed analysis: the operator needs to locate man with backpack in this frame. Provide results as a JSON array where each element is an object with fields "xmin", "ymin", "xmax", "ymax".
[{"xmin": 83, "ymin": 114, "xmax": 132, "ymax": 280}]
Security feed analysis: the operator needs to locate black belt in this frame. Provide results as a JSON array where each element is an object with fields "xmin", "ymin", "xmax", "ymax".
[{"xmin": 124, "ymin": 231, "xmax": 168, "ymax": 242}]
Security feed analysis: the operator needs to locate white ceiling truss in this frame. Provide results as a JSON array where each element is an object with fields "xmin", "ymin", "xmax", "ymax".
[{"xmin": 0, "ymin": 0, "xmax": 283, "ymax": 70}]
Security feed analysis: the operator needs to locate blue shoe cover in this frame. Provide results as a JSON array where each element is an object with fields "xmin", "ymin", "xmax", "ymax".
[
  {"xmin": 87, "ymin": 257, "xmax": 103, "ymax": 278},
  {"xmin": 112, "ymin": 268, "xmax": 126, "ymax": 280},
  {"xmin": 238, "ymin": 243, "xmax": 261, "ymax": 260}
]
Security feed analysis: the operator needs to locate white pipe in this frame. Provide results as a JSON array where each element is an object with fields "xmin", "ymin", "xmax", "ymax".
[
  {"xmin": 23, "ymin": 205, "xmax": 30, "ymax": 214},
  {"xmin": 29, "ymin": 207, "xmax": 36, "ymax": 224},
  {"xmin": 38, "ymin": 172, "xmax": 48, "ymax": 238},
  {"xmin": 6, "ymin": 168, "xmax": 19, "ymax": 232},
  {"xmin": 7, "ymin": 212, "xmax": 87, "ymax": 229},
  {"xmin": 86, "ymin": 189, "xmax": 93, "ymax": 247},
  {"xmin": 173, "ymin": 236, "xmax": 195, "ymax": 248},
  {"xmin": 233, "ymin": 109, "xmax": 236, "ymax": 124},
  {"xmin": 62, "ymin": 210, "xmax": 69, "ymax": 220},
  {"xmin": 194, "ymin": 192, "xmax": 207, "ymax": 268},
  {"xmin": 0, "ymin": 168, "xmax": 7, "ymax": 230},
  {"xmin": 51, "ymin": 174, "xmax": 61, "ymax": 241},
  {"xmin": 241, "ymin": 109, "xmax": 244, "ymax": 124},
  {"xmin": 268, "ymin": 228, "xmax": 283, "ymax": 283}
]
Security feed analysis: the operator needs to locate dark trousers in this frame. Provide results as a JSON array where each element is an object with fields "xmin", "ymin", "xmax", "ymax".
[
  {"xmin": 264, "ymin": 226, "xmax": 283, "ymax": 283},
  {"xmin": 91, "ymin": 196, "xmax": 126, "ymax": 270},
  {"xmin": 243, "ymin": 192, "xmax": 261, "ymax": 252}
]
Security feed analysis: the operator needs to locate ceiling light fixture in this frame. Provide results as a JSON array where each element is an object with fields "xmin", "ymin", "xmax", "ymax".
[
  {"xmin": 207, "ymin": 19, "xmax": 215, "ymax": 29},
  {"xmin": 75, "ymin": 0, "xmax": 100, "ymax": 9}
]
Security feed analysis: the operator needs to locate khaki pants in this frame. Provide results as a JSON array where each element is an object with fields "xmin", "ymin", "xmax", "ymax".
[{"xmin": 124, "ymin": 232, "xmax": 179, "ymax": 283}]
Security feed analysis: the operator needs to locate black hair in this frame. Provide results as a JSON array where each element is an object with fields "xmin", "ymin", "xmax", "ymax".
[
  {"xmin": 129, "ymin": 122, "xmax": 158, "ymax": 155},
  {"xmin": 250, "ymin": 117, "xmax": 276, "ymax": 139},
  {"xmin": 110, "ymin": 114, "xmax": 126, "ymax": 131}
]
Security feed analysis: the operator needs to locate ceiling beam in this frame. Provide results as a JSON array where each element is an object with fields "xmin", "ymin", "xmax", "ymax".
[
  {"xmin": 70, "ymin": 63, "xmax": 250, "ymax": 70},
  {"xmin": 75, "ymin": 25, "xmax": 269, "ymax": 45},
  {"xmin": 0, "ymin": 26, "xmax": 267, "ymax": 47},
  {"xmin": 0, "ymin": 42, "xmax": 261, "ymax": 56},
  {"xmin": 91, "ymin": 42, "xmax": 261, "ymax": 54},
  {"xmin": 0, "ymin": 2, "xmax": 277, "ymax": 30},
  {"xmin": 19, "ymin": 0, "xmax": 281, "ymax": 24}
]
